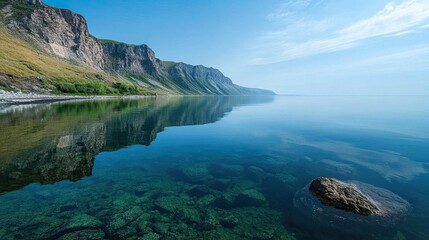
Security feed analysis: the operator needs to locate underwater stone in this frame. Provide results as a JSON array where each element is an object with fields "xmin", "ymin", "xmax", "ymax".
[
  {"xmin": 197, "ymin": 194, "xmax": 216, "ymax": 206},
  {"xmin": 214, "ymin": 194, "xmax": 236, "ymax": 209},
  {"xmin": 59, "ymin": 203, "xmax": 78, "ymax": 212},
  {"xmin": 175, "ymin": 207, "xmax": 200, "ymax": 224},
  {"xmin": 154, "ymin": 196, "xmax": 187, "ymax": 213},
  {"xmin": 188, "ymin": 185, "xmax": 212, "ymax": 198},
  {"xmin": 197, "ymin": 212, "xmax": 218, "ymax": 231},
  {"xmin": 141, "ymin": 232, "xmax": 161, "ymax": 240},
  {"xmin": 247, "ymin": 166, "xmax": 265, "ymax": 179},
  {"xmin": 67, "ymin": 214, "xmax": 102, "ymax": 229},
  {"xmin": 113, "ymin": 226, "xmax": 138, "ymax": 239},
  {"xmin": 57, "ymin": 229, "xmax": 105, "ymax": 240},
  {"xmin": 150, "ymin": 222, "xmax": 170, "ymax": 235},
  {"xmin": 177, "ymin": 167, "xmax": 211, "ymax": 183},
  {"xmin": 220, "ymin": 215, "xmax": 239, "ymax": 228},
  {"xmin": 207, "ymin": 178, "xmax": 231, "ymax": 191},
  {"xmin": 108, "ymin": 206, "xmax": 144, "ymax": 230},
  {"xmin": 235, "ymin": 189, "xmax": 266, "ymax": 207},
  {"xmin": 49, "ymin": 214, "xmax": 103, "ymax": 240},
  {"xmin": 309, "ymin": 177, "xmax": 379, "ymax": 216},
  {"xmin": 134, "ymin": 186, "xmax": 148, "ymax": 196}
]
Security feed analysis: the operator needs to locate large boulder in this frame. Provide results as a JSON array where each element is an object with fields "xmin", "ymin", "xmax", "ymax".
[{"xmin": 309, "ymin": 177, "xmax": 378, "ymax": 216}]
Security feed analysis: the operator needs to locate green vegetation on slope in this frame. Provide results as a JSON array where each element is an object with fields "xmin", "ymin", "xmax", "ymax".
[
  {"xmin": 0, "ymin": 0, "xmax": 38, "ymax": 20},
  {"xmin": 0, "ymin": 27, "xmax": 155, "ymax": 95}
]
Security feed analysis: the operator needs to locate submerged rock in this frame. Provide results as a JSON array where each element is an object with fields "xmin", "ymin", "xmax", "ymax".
[
  {"xmin": 247, "ymin": 166, "xmax": 265, "ymax": 179},
  {"xmin": 57, "ymin": 229, "xmax": 105, "ymax": 240},
  {"xmin": 236, "ymin": 189, "xmax": 266, "ymax": 207},
  {"xmin": 188, "ymin": 185, "xmax": 212, "ymax": 198},
  {"xmin": 214, "ymin": 189, "xmax": 266, "ymax": 209},
  {"xmin": 141, "ymin": 232, "xmax": 161, "ymax": 240},
  {"xmin": 197, "ymin": 211, "xmax": 218, "ymax": 231},
  {"xmin": 309, "ymin": 177, "xmax": 378, "ymax": 216},
  {"xmin": 107, "ymin": 206, "xmax": 143, "ymax": 231},
  {"xmin": 294, "ymin": 178, "xmax": 410, "ymax": 233},
  {"xmin": 176, "ymin": 167, "xmax": 212, "ymax": 183},
  {"xmin": 220, "ymin": 215, "xmax": 239, "ymax": 228},
  {"xmin": 154, "ymin": 196, "xmax": 188, "ymax": 213},
  {"xmin": 176, "ymin": 207, "xmax": 200, "ymax": 224},
  {"xmin": 207, "ymin": 178, "xmax": 231, "ymax": 191}
]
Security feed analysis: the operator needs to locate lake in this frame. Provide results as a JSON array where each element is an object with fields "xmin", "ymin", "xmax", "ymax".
[{"xmin": 0, "ymin": 96, "xmax": 428, "ymax": 240}]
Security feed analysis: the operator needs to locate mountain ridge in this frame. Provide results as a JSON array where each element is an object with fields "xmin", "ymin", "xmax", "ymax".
[{"xmin": 0, "ymin": 0, "xmax": 275, "ymax": 95}]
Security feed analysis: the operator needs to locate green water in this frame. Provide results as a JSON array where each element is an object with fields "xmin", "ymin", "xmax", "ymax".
[{"xmin": 0, "ymin": 96, "xmax": 428, "ymax": 240}]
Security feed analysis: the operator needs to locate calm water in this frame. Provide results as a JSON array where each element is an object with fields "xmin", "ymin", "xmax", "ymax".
[{"xmin": 0, "ymin": 96, "xmax": 428, "ymax": 240}]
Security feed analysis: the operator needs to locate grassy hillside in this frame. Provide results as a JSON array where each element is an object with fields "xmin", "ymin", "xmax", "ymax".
[{"xmin": 0, "ymin": 27, "xmax": 155, "ymax": 95}]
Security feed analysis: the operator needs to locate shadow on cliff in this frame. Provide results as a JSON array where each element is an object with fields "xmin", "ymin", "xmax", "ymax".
[{"xmin": 0, "ymin": 96, "xmax": 274, "ymax": 194}]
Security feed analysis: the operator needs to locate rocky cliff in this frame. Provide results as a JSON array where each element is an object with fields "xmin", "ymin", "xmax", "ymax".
[{"xmin": 0, "ymin": 0, "xmax": 274, "ymax": 95}]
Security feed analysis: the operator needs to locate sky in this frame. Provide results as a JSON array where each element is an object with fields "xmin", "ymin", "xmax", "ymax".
[{"xmin": 43, "ymin": 0, "xmax": 429, "ymax": 95}]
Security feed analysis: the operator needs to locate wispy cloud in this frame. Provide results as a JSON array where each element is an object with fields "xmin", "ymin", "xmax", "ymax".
[{"xmin": 253, "ymin": 0, "xmax": 429, "ymax": 65}]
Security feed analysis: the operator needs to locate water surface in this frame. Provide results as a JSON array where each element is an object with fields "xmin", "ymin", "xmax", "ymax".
[{"xmin": 0, "ymin": 96, "xmax": 428, "ymax": 240}]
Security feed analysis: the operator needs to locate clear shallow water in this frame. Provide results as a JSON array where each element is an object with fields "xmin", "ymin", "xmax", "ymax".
[{"xmin": 0, "ymin": 96, "xmax": 428, "ymax": 240}]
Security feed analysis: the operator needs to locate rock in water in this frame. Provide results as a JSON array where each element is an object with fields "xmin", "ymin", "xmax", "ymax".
[
  {"xmin": 309, "ymin": 177, "xmax": 378, "ymax": 216},
  {"xmin": 293, "ymin": 177, "xmax": 410, "ymax": 235}
]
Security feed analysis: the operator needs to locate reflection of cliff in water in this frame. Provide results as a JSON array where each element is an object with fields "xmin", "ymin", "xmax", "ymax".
[{"xmin": 0, "ymin": 96, "xmax": 274, "ymax": 194}]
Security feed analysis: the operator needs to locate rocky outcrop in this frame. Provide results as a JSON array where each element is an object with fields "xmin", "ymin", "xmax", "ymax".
[
  {"xmin": 169, "ymin": 63, "xmax": 274, "ymax": 95},
  {"xmin": 101, "ymin": 41, "xmax": 165, "ymax": 77},
  {"xmin": 7, "ymin": 0, "xmax": 106, "ymax": 70},
  {"xmin": 309, "ymin": 177, "xmax": 379, "ymax": 216},
  {"xmin": 0, "ymin": 0, "xmax": 274, "ymax": 95}
]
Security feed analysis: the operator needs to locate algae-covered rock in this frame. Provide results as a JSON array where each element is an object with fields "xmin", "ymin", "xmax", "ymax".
[
  {"xmin": 59, "ymin": 203, "xmax": 78, "ymax": 212},
  {"xmin": 197, "ymin": 194, "xmax": 216, "ymax": 206},
  {"xmin": 220, "ymin": 215, "xmax": 239, "ymax": 228},
  {"xmin": 113, "ymin": 226, "xmax": 138, "ymax": 239},
  {"xmin": 141, "ymin": 232, "xmax": 161, "ymax": 240},
  {"xmin": 247, "ymin": 166, "xmax": 265, "ymax": 179},
  {"xmin": 207, "ymin": 178, "xmax": 231, "ymax": 191},
  {"xmin": 177, "ymin": 167, "xmax": 212, "ymax": 183},
  {"xmin": 188, "ymin": 185, "xmax": 212, "ymax": 198},
  {"xmin": 150, "ymin": 222, "xmax": 170, "ymax": 235},
  {"xmin": 67, "ymin": 213, "xmax": 103, "ymax": 229},
  {"xmin": 108, "ymin": 206, "xmax": 144, "ymax": 231},
  {"xmin": 48, "ymin": 214, "xmax": 103, "ymax": 240},
  {"xmin": 154, "ymin": 196, "xmax": 188, "ymax": 213},
  {"xmin": 214, "ymin": 193, "xmax": 236, "ymax": 209},
  {"xmin": 197, "ymin": 211, "xmax": 218, "ymax": 231},
  {"xmin": 236, "ymin": 189, "xmax": 266, "ymax": 207},
  {"xmin": 57, "ymin": 229, "xmax": 105, "ymax": 240},
  {"xmin": 134, "ymin": 186, "xmax": 148, "ymax": 197},
  {"xmin": 176, "ymin": 207, "xmax": 200, "ymax": 224}
]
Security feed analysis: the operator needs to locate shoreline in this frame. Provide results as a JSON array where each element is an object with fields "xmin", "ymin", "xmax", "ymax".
[{"xmin": 0, "ymin": 90, "xmax": 165, "ymax": 105}]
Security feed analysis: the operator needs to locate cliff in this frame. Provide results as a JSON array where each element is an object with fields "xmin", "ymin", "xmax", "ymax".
[{"xmin": 0, "ymin": 0, "xmax": 274, "ymax": 95}]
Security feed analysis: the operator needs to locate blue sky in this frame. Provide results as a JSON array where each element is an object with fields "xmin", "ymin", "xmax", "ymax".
[{"xmin": 44, "ymin": 0, "xmax": 429, "ymax": 95}]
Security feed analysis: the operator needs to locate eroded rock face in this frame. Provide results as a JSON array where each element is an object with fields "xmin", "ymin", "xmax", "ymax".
[
  {"xmin": 309, "ymin": 177, "xmax": 379, "ymax": 216},
  {"xmin": 9, "ymin": 2, "xmax": 106, "ymax": 70}
]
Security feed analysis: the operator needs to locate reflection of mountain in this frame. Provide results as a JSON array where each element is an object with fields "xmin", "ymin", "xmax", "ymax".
[{"xmin": 0, "ymin": 96, "xmax": 273, "ymax": 194}]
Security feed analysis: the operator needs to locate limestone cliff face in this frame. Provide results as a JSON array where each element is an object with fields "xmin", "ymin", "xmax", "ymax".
[
  {"xmin": 0, "ymin": 0, "xmax": 274, "ymax": 95},
  {"xmin": 101, "ymin": 41, "xmax": 164, "ymax": 77},
  {"xmin": 7, "ymin": 0, "xmax": 106, "ymax": 70}
]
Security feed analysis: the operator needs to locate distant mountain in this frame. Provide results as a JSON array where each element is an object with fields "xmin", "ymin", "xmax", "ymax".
[{"xmin": 0, "ymin": 0, "xmax": 274, "ymax": 95}]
